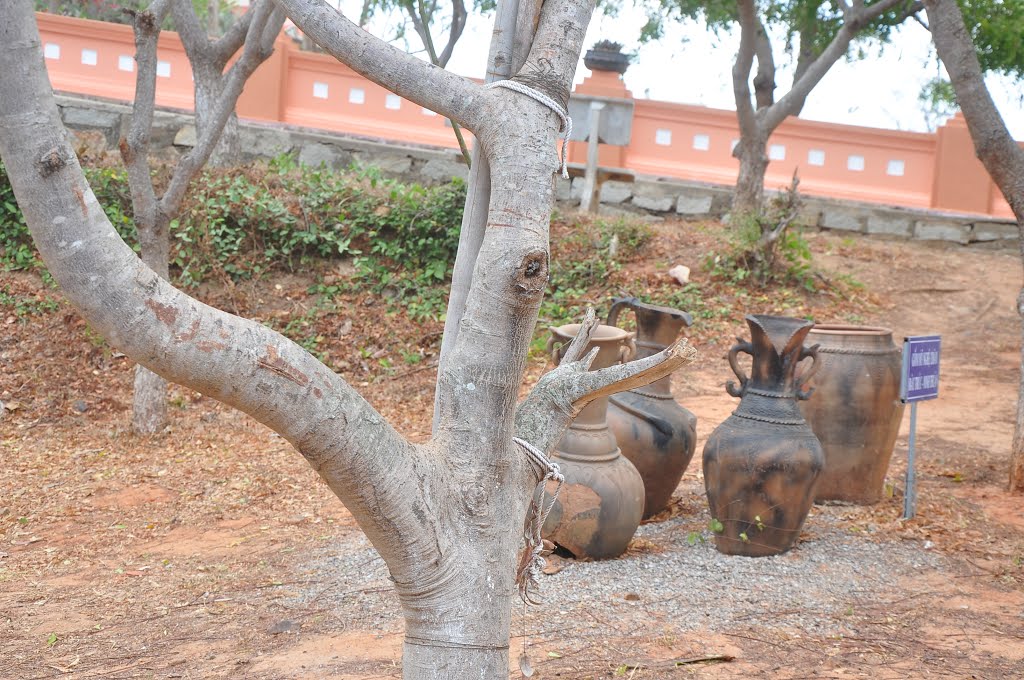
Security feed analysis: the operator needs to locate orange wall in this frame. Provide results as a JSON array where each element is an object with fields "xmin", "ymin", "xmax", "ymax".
[{"xmin": 37, "ymin": 12, "xmax": 1016, "ymax": 220}]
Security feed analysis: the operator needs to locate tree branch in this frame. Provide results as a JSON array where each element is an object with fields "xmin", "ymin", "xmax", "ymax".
[
  {"xmin": 732, "ymin": 0, "xmax": 759, "ymax": 133},
  {"xmin": 436, "ymin": 0, "xmax": 467, "ymax": 68},
  {"xmin": 401, "ymin": 0, "xmax": 472, "ymax": 165},
  {"xmin": 752, "ymin": 16, "xmax": 776, "ymax": 109},
  {"xmin": 171, "ymin": 0, "xmax": 212, "ymax": 65},
  {"xmin": 159, "ymin": 0, "xmax": 278, "ymax": 216},
  {"xmin": 273, "ymin": 0, "xmax": 484, "ymax": 130},
  {"xmin": 211, "ymin": 0, "xmax": 258, "ymax": 65},
  {"xmin": 120, "ymin": 1, "xmax": 173, "ymax": 263},
  {"xmin": 0, "ymin": 2, "xmax": 435, "ymax": 579},
  {"xmin": 757, "ymin": 0, "xmax": 909, "ymax": 133},
  {"xmin": 515, "ymin": 311, "xmax": 697, "ymax": 456}
]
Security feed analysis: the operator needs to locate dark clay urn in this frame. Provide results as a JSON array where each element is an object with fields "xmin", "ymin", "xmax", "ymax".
[
  {"xmin": 702, "ymin": 314, "xmax": 825, "ymax": 557},
  {"xmin": 606, "ymin": 297, "xmax": 698, "ymax": 519}
]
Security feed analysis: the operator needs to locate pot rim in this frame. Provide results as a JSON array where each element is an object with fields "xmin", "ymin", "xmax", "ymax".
[
  {"xmin": 553, "ymin": 322, "xmax": 632, "ymax": 341},
  {"xmin": 809, "ymin": 324, "xmax": 893, "ymax": 336}
]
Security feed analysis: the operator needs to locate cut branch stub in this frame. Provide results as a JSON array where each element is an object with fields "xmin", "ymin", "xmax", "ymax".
[
  {"xmin": 567, "ymin": 337, "xmax": 697, "ymax": 411},
  {"xmin": 559, "ymin": 307, "xmax": 599, "ymax": 365}
]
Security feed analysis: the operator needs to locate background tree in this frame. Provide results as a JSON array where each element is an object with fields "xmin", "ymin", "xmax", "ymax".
[
  {"xmin": 923, "ymin": 0, "xmax": 1024, "ymax": 491},
  {"xmin": 643, "ymin": 0, "xmax": 921, "ymax": 216},
  {"xmin": 357, "ymin": 0, "xmax": 496, "ymax": 164},
  {"xmin": 121, "ymin": 0, "xmax": 284, "ymax": 434},
  {"xmin": 0, "ymin": 1, "xmax": 692, "ymax": 677}
]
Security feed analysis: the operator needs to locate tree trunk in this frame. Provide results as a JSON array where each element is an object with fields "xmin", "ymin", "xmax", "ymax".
[
  {"xmin": 924, "ymin": 0, "xmax": 1024, "ymax": 492},
  {"xmin": 732, "ymin": 135, "xmax": 768, "ymax": 219},
  {"xmin": 194, "ymin": 71, "xmax": 240, "ymax": 167},
  {"xmin": 132, "ymin": 211, "xmax": 172, "ymax": 434},
  {"xmin": 0, "ymin": 2, "xmax": 691, "ymax": 675},
  {"xmin": 207, "ymin": 0, "xmax": 220, "ymax": 37},
  {"xmin": 1014, "ymin": 290, "xmax": 1024, "ymax": 492},
  {"xmin": 433, "ymin": 0, "xmax": 530, "ymax": 431}
]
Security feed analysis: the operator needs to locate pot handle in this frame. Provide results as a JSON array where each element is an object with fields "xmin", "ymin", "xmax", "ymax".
[
  {"xmin": 795, "ymin": 344, "xmax": 821, "ymax": 400},
  {"xmin": 546, "ymin": 329, "xmax": 564, "ymax": 365},
  {"xmin": 619, "ymin": 334, "xmax": 636, "ymax": 363},
  {"xmin": 607, "ymin": 296, "xmax": 639, "ymax": 328},
  {"xmin": 726, "ymin": 338, "xmax": 753, "ymax": 398}
]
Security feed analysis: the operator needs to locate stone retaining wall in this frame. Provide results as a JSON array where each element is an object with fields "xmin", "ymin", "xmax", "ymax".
[{"xmin": 57, "ymin": 94, "xmax": 1017, "ymax": 246}]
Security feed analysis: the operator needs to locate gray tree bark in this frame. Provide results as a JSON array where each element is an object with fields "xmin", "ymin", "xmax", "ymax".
[
  {"xmin": 729, "ymin": 0, "xmax": 917, "ymax": 217},
  {"xmin": 924, "ymin": 0, "xmax": 1024, "ymax": 492},
  {"xmin": 173, "ymin": 0, "xmax": 285, "ymax": 167},
  {"xmin": 123, "ymin": 0, "xmax": 284, "ymax": 434},
  {"xmin": 0, "ymin": 0, "xmax": 694, "ymax": 676},
  {"xmin": 432, "ymin": 0, "xmax": 540, "ymax": 433}
]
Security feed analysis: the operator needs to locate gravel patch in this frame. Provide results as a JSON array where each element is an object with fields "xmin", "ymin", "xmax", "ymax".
[{"xmin": 289, "ymin": 496, "xmax": 946, "ymax": 649}]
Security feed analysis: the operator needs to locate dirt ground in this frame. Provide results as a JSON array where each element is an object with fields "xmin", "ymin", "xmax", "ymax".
[{"xmin": 2, "ymin": 220, "xmax": 1024, "ymax": 679}]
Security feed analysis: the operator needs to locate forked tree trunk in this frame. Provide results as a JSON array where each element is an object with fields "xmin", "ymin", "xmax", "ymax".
[
  {"xmin": 924, "ymin": 0, "xmax": 1024, "ymax": 492},
  {"xmin": 0, "ymin": 2, "xmax": 695, "ymax": 676},
  {"xmin": 729, "ymin": 0, "xmax": 912, "ymax": 217},
  {"xmin": 732, "ymin": 135, "xmax": 769, "ymax": 218}
]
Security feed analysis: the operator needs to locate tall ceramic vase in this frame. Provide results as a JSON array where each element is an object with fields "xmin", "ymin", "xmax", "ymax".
[
  {"xmin": 703, "ymin": 315, "xmax": 825, "ymax": 557},
  {"xmin": 798, "ymin": 324, "xmax": 905, "ymax": 504},
  {"xmin": 542, "ymin": 323, "xmax": 646, "ymax": 560},
  {"xmin": 606, "ymin": 297, "xmax": 698, "ymax": 519}
]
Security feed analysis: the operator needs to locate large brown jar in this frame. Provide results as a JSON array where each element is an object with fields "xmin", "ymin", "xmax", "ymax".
[
  {"xmin": 542, "ymin": 323, "xmax": 646, "ymax": 560},
  {"xmin": 606, "ymin": 297, "xmax": 697, "ymax": 519},
  {"xmin": 703, "ymin": 315, "xmax": 824, "ymax": 557},
  {"xmin": 799, "ymin": 325, "xmax": 905, "ymax": 504}
]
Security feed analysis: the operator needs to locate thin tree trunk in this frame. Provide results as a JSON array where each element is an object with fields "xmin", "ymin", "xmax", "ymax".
[
  {"xmin": 1014, "ymin": 290, "xmax": 1024, "ymax": 491},
  {"xmin": 132, "ymin": 211, "xmax": 172, "ymax": 434},
  {"xmin": 923, "ymin": 0, "xmax": 1024, "ymax": 492},
  {"xmin": 194, "ymin": 73, "xmax": 240, "ymax": 167},
  {"xmin": 729, "ymin": 127, "xmax": 770, "ymax": 218},
  {"xmin": 432, "ymin": 0, "xmax": 529, "ymax": 432},
  {"xmin": 732, "ymin": 136, "xmax": 769, "ymax": 218},
  {"xmin": 207, "ymin": 0, "xmax": 220, "ymax": 37}
]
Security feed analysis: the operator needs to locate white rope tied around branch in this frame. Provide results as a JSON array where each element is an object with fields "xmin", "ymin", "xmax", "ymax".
[
  {"xmin": 485, "ymin": 80, "xmax": 572, "ymax": 179},
  {"xmin": 512, "ymin": 436, "xmax": 565, "ymax": 605}
]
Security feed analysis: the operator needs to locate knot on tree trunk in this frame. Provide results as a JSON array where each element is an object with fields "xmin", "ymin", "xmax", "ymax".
[
  {"xmin": 514, "ymin": 249, "xmax": 549, "ymax": 300},
  {"xmin": 37, "ymin": 146, "xmax": 68, "ymax": 177}
]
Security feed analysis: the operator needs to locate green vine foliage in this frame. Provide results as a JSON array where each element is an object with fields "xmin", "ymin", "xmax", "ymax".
[
  {"xmin": 707, "ymin": 183, "xmax": 815, "ymax": 290},
  {"xmin": 0, "ymin": 156, "xmax": 466, "ymax": 319}
]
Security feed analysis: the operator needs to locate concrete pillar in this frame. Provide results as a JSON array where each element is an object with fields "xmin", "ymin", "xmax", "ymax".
[{"xmin": 567, "ymin": 70, "xmax": 632, "ymax": 169}]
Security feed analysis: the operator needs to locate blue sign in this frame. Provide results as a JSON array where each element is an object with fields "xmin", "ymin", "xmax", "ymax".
[{"xmin": 901, "ymin": 335, "xmax": 941, "ymax": 403}]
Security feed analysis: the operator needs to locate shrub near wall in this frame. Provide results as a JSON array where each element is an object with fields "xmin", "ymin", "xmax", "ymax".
[{"xmin": 0, "ymin": 157, "xmax": 467, "ymax": 304}]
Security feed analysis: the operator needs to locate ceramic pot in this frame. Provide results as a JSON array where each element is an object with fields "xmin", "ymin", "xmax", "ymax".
[
  {"xmin": 606, "ymin": 297, "xmax": 698, "ymax": 519},
  {"xmin": 702, "ymin": 314, "xmax": 825, "ymax": 557},
  {"xmin": 799, "ymin": 325, "xmax": 905, "ymax": 504},
  {"xmin": 542, "ymin": 323, "xmax": 645, "ymax": 560}
]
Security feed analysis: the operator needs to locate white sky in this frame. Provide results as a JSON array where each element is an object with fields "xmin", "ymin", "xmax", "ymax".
[{"xmin": 332, "ymin": 1, "xmax": 1024, "ymax": 139}]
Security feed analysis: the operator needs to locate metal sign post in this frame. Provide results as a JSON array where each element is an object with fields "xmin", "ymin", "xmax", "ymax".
[{"xmin": 899, "ymin": 335, "xmax": 941, "ymax": 519}]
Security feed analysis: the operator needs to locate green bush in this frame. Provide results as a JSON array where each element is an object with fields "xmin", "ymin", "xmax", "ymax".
[
  {"xmin": 708, "ymin": 179, "xmax": 815, "ymax": 290},
  {"xmin": 0, "ymin": 156, "xmax": 467, "ymax": 318},
  {"xmin": 0, "ymin": 160, "xmax": 33, "ymax": 270}
]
